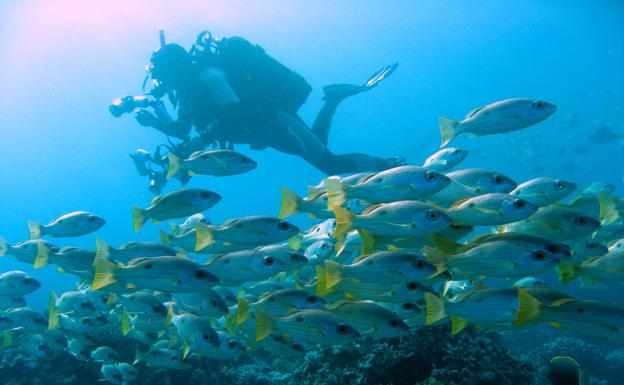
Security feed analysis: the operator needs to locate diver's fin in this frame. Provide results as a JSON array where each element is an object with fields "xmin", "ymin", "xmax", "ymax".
[
  {"xmin": 279, "ymin": 186, "xmax": 301, "ymax": 219},
  {"xmin": 438, "ymin": 116, "xmax": 462, "ymax": 148},
  {"xmin": 27, "ymin": 220, "xmax": 43, "ymax": 239},
  {"xmin": 131, "ymin": 207, "xmax": 148, "ymax": 233},
  {"xmin": 364, "ymin": 62, "xmax": 398, "ymax": 89}
]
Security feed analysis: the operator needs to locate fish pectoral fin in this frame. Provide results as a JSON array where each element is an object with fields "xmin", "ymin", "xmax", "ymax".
[{"xmin": 473, "ymin": 207, "xmax": 502, "ymax": 216}]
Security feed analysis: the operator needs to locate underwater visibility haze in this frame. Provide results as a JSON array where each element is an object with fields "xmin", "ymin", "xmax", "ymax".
[{"xmin": 1, "ymin": 1, "xmax": 624, "ymax": 384}]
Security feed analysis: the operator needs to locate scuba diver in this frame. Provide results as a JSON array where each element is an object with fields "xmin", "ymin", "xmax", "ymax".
[{"xmin": 111, "ymin": 31, "xmax": 401, "ymax": 193}]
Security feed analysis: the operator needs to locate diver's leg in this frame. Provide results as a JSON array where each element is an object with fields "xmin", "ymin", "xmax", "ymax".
[
  {"xmin": 271, "ymin": 111, "xmax": 398, "ymax": 175},
  {"xmin": 311, "ymin": 63, "xmax": 398, "ymax": 146}
]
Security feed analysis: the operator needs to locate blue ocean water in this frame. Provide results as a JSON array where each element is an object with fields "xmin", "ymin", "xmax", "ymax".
[{"xmin": 1, "ymin": 1, "xmax": 623, "ymax": 384}]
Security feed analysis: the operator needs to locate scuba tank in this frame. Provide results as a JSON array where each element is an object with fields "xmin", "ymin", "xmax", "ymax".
[{"xmin": 210, "ymin": 35, "xmax": 312, "ymax": 112}]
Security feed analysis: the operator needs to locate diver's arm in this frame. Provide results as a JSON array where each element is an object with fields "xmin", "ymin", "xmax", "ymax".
[
  {"xmin": 135, "ymin": 107, "xmax": 192, "ymax": 139},
  {"xmin": 199, "ymin": 67, "xmax": 239, "ymax": 109}
]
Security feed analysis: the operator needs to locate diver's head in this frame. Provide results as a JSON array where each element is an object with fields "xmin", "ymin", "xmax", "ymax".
[{"xmin": 149, "ymin": 43, "xmax": 192, "ymax": 89}]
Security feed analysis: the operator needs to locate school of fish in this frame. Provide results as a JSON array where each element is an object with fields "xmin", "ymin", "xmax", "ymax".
[{"xmin": 1, "ymin": 97, "xmax": 624, "ymax": 384}]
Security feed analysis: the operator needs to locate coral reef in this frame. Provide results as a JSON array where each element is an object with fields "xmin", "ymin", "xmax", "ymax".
[{"xmin": 0, "ymin": 325, "xmax": 536, "ymax": 385}]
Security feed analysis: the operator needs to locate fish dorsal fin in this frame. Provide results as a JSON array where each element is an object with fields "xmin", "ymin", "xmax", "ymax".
[
  {"xmin": 150, "ymin": 195, "xmax": 162, "ymax": 205},
  {"xmin": 361, "ymin": 204, "xmax": 384, "ymax": 215},
  {"xmin": 450, "ymin": 197, "xmax": 471, "ymax": 209},
  {"xmin": 465, "ymin": 106, "xmax": 484, "ymax": 119}
]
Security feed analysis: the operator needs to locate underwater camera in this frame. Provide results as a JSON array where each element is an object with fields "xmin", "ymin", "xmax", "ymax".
[{"xmin": 109, "ymin": 95, "xmax": 158, "ymax": 118}]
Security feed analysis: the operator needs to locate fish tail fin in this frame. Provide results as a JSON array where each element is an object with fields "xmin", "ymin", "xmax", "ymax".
[
  {"xmin": 315, "ymin": 266, "xmax": 328, "ymax": 297},
  {"xmin": 33, "ymin": 242, "xmax": 52, "ymax": 269},
  {"xmin": 556, "ymin": 263, "xmax": 580, "ymax": 284},
  {"xmin": 424, "ymin": 292, "xmax": 447, "ymax": 325},
  {"xmin": 48, "ymin": 291, "xmax": 59, "ymax": 329},
  {"xmin": 120, "ymin": 309, "xmax": 132, "ymax": 335},
  {"xmin": 288, "ymin": 234, "xmax": 303, "ymax": 250},
  {"xmin": 131, "ymin": 207, "xmax": 147, "ymax": 233},
  {"xmin": 225, "ymin": 312, "xmax": 237, "ymax": 333},
  {"xmin": 598, "ymin": 192, "xmax": 619, "ymax": 224},
  {"xmin": 324, "ymin": 179, "xmax": 347, "ymax": 208},
  {"xmin": 195, "ymin": 223, "xmax": 215, "ymax": 251},
  {"xmin": 159, "ymin": 230, "xmax": 171, "ymax": 246},
  {"xmin": 92, "ymin": 257, "xmax": 118, "ymax": 290},
  {"xmin": 0, "ymin": 237, "xmax": 8, "ymax": 257},
  {"xmin": 255, "ymin": 307, "xmax": 275, "ymax": 342},
  {"xmin": 438, "ymin": 116, "xmax": 461, "ymax": 148},
  {"xmin": 451, "ymin": 316, "xmax": 470, "ymax": 336},
  {"xmin": 169, "ymin": 222, "xmax": 181, "ymax": 236},
  {"xmin": 324, "ymin": 260, "xmax": 344, "ymax": 289},
  {"xmin": 432, "ymin": 236, "xmax": 464, "ymax": 255},
  {"xmin": 27, "ymin": 220, "xmax": 42, "ymax": 239},
  {"xmin": 166, "ymin": 152, "xmax": 183, "ymax": 179},
  {"xmin": 164, "ymin": 302, "xmax": 175, "ymax": 329},
  {"xmin": 95, "ymin": 237, "xmax": 112, "ymax": 259},
  {"xmin": 514, "ymin": 289, "xmax": 542, "ymax": 326},
  {"xmin": 0, "ymin": 331, "xmax": 13, "ymax": 349},
  {"xmin": 424, "ymin": 246, "xmax": 449, "ymax": 275},
  {"xmin": 237, "ymin": 295, "xmax": 252, "ymax": 325},
  {"xmin": 279, "ymin": 186, "xmax": 301, "ymax": 219},
  {"xmin": 331, "ymin": 206, "xmax": 354, "ymax": 242},
  {"xmin": 358, "ymin": 229, "xmax": 377, "ymax": 257}
]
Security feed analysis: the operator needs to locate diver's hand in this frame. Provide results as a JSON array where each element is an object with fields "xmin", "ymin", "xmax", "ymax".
[{"xmin": 135, "ymin": 109, "xmax": 161, "ymax": 128}]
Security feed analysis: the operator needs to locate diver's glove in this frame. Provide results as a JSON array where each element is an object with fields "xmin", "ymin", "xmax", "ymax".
[{"xmin": 135, "ymin": 109, "xmax": 161, "ymax": 128}]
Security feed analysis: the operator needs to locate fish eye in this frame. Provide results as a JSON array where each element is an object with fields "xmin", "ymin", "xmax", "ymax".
[
  {"xmin": 144, "ymin": 263, "xmax": 153, "ymax": 270},
  {"xmin": 586, "ymin": 242, "xmax": 597, "ymax": 249},
  {"xmin": 534, "ymin": 101, "xmax": 545, "ymax": 109},
  {"xmin": 336, "ymin": 324, "xmax": 349, "ymax": 335},
  {"xmin": 513, "ymin": 199, "xmax": 526, "ymax": 209},
  {"xmin": 413, "ymin": 260, "xmax": 426, "ymax": 269},
  {"xmin": 152, "ymin": 305, "xmax": 163, "ymax": 313},
  {"xmin": 263, "ymin": 256, "xmax": 274, "ymax": 266},
  {"xmin": 554, "ymin": 180, "xmax": 565, "ymax": 189},
  {"xmin": 210, "ymin": 299, "xmax": 218, "ymax": 307},
  {"xmin": 532, "ymin": 250, "xmax": 547, "ymax": 261},
  {"xmin": 240, "ymin": 157, "xmax": 248, "ymax": 163},
  {"xmin": 80, "ymin": 302, "xmax": 88, "ymax": 308},
  {"xmin": 574, "ymin": 216, "xmax": 588, "ymax": 226},
  {"xmin": 402, "ymin": 303, "xmax": 415, "ymax": 310},
  {"xmin": 451, "ymin": 149, "xmax": 460, "ymax": 155},
  {"xmin": 493, "ymin": 175, "xmax": 505, "ymax": 184},
  {"xmin": 305, "ymin": 295, "xmax": 318, "ymax": 304},
  {"xmin": 407, "ymin": 282, "xmax": 418, "ymax": 290},
  {"xmin": 194, "ymin": 269, "xmax": 210, "ymax": 279},
  {"xmin": 426, "ymin": 211, "xmax": 440, "ymax": 221},
  {"xmin": 546, "ymin": 244, "xmax": 560, "ymax": 253},
  {"xmin": 576, "ymin": 307, "xmax": 586, "ymax": 314},
  {"xmin": 321, "ymin": 243, "xmax": 328, "ymax": 249},
  {"xmin": 227, "ymin": 341, "xmax": 237, "ymax": 348},
  {"xmin": 277, "ymin": 221, "xmax": 290, "ymax": 230},
  {"xmin": 87, "ymin": 216, "xmax": 96, "ymax": 222},
  {"xmin": 389, "ymin": 318, "xmax": 401, "ymax": 328},
  {"xmin": 295, "ymin": 316, "xmax": 303, "ymax": 322},
  {"xmin": 170, "ymin": 356, "xmax": 178, "ymax": 361},
  {"xmin": 203, "ymin": 334, "xmax": 212, "ymax": 341},
  {"xmin": 425, "ymin": 171, "xmax": 437, "ymax": 181},
  {"xmin": 200, "ymin": 191, "xmax": 212, "ymax": 199}
]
